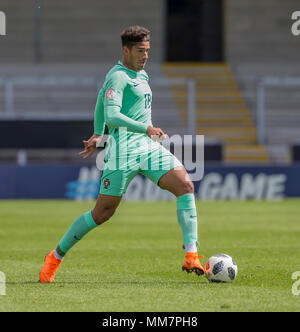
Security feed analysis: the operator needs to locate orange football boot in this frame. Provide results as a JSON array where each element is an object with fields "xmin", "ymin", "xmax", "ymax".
[
  {"xmin": 39, "ymin": 250, "xmax": 62, "ymax": 283},
  {"xmin": 182, "ymin": 252, "xmax": 205, "ymax": 276}
]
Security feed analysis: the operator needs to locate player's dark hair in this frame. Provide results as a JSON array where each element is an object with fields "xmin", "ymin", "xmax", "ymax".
[{"xmin": 121, "ymin": 26, "xmax": 150, "ymax": 48}]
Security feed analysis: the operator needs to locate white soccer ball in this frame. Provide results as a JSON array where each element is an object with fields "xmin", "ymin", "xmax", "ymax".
[{"xmin": 205, "ymin": 254, "xmax": 238, "ymax": 283}]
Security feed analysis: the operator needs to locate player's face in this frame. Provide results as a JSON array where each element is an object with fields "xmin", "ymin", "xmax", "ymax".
[{"xmin": 123, "ymin": 41, "xmax": 150, "ymax": 71}]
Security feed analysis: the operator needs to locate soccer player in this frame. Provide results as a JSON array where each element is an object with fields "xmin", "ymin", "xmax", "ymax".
[{"xmin": 39, "ymin": 26, "xmax": 205, "ymax": 283}]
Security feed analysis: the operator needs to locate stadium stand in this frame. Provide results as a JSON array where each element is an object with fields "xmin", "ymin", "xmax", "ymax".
[
  {"xmin": 226, "ymin": 0, "xmax": 300, "ymax": 163},
  {"xmin": 162, "ymin": 62, "xmax": 269, "ymax": 163},
  {"xmin": 231, "ymin": 64, "xmax": 300, "ymax": 164},
  {"xmin": 0, "ymin": 0, "xmax": 164, "ymax": 64},
  {"xmin": 225, "ymin": 0, "xmax": 299, "ymax": 65},
  {"xmin": 0, "ymin": 63, "xmax": 180, "ymax": 124},
  {"xmin": 0, "ymin": 63, "xmax": 187, "ymax": 163},
  {"xmin": 0, "ymin": 0, "xmax": 299, "ymax": 165}
]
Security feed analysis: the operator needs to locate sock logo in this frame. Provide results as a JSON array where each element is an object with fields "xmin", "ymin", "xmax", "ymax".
[{"xmin": 0, "ymin": 11, "xmax": 6, "ymax": 36}]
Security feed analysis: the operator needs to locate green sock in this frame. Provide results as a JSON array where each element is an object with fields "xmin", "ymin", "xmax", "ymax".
[
  {"xmin": 176, "ymin": 193, "xmax": 198, "ymax": 249},
  {"xmin": 56, "ymin": 210, "xmax": 98, "ymax": 257}
]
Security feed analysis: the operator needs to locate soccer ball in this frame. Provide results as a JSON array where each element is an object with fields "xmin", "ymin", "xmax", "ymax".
[{"xmin": 205, "ymin": 254, "xmax": 238, "ymax": 283}]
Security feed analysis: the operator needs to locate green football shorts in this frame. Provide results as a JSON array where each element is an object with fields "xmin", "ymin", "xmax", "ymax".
[{"xmin": 99, "ymin": 143, "xmax": 183, "ymax": 196}]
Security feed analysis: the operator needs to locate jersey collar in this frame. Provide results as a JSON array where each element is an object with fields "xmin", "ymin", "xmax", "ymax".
[{"xmin": 118, "ymin": 61, "xmax": 149, "ymax": 81}]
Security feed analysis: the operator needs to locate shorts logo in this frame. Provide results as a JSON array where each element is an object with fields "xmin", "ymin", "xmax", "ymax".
[
  {"xmin": 106, "ymin": 89, "xmax": 116, "ymax": 99},
  {"xmin": 104, "ymin": 178, "xmax": 110, "ymax": 189}
]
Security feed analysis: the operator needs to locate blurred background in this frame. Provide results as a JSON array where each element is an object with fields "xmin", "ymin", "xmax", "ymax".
[{"xmin": 0, "ymin": 0, "xmax": 299, "ymax": 200}]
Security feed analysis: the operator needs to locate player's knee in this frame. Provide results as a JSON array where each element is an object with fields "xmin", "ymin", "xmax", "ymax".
[
  {"xmin": 92, "ymin": 207, "xmax": 115, "ymax": 225},
  {"xmin": 100, "ymin": 211, "xmax": 113, "ymax": 224},
  {"xmin": 182, "ymin": 181, "xmax": 194, "ymax": 195}
]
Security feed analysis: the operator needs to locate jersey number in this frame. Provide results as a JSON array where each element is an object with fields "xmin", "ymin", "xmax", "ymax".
[{"xmin": 144, "ymin": 93, "xmax": 151, "ymax": 109}]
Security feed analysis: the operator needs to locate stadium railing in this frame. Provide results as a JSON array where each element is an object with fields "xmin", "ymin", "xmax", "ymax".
[
  {"xmin": 0, "ymin": 76, "xmax": 197, "ymax": 135},
  {"xmin": 256, "ymin": 76, "xmax": 300, "ymax": 144},
  {"xmin": 0, "ymin": 76, "xmax": 223, "ymax": 164}
]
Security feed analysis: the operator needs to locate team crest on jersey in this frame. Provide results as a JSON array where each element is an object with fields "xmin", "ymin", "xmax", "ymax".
[
  {"xmin": 106, "ymin": 89, "xmax": 115, "ymax": 99},
  {"xmin": 104, "ymin": 178, "xmax": 110, "ymax": 189}
]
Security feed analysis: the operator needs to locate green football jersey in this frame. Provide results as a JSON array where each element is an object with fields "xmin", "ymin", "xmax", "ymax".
[{"xmin": 94, "ymin": 61, "xmax": 154, "ymax": 158}]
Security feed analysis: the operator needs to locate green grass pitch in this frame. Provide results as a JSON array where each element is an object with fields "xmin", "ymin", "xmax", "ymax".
[{"xmin": 0, "ymin": 199, "xmax": 300, "ymax": 312}]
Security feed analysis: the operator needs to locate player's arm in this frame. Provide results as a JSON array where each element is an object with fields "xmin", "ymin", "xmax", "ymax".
[
  {"xmin": 78, "ymin": 134, "xmax": 102, "ymax": 159},
  {"xmin": 105, "ymin": 105, "xmax": 166, "ymax": 139},
  {"xmin": 79, "ymin": 90, "xmax": 104, "ymax": 159},
  {"xmin": 104, "ymin": 105, "xmax": 148, "ymax": 133},
  {"xmin": 94, "ymin": 88, "xmax": 105, "ymax": 137}
]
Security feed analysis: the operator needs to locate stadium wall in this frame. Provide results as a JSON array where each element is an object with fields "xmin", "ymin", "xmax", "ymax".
[
  {"xmin": 1, "ymin": 164, "xmax": 299, "ymax": 200},
  {"xmin": 2, "ymin": 0, "xmax": 298, "ymax": 64},
  {"xmin": 225, "ymin": 0, "xmax": 300, "ymax": 64},
  {"xmin": 0, "ymin": 0, "xmax": 164, "ymax": 63}
]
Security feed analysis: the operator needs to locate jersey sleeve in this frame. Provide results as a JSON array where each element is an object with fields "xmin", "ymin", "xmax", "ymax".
[
  {"xmin": 103, "ymin": 71, "xmax": 148, "ymax": 134},
  {"xmin": 103, "ymin": 71, "xmax": 127, "ymax": 109},
  {"xmin": 93, "ymin": 88, "xmax": 105, "ymax": 135}
]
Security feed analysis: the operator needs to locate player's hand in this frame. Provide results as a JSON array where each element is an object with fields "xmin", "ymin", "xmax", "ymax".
[
  {"xmin": 146, "ymin": 126, "xmax": 168, "ymax": 142},
  {"xmin": 78, "ymin": 134, "xmax": 102, "ymax": 159}
]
